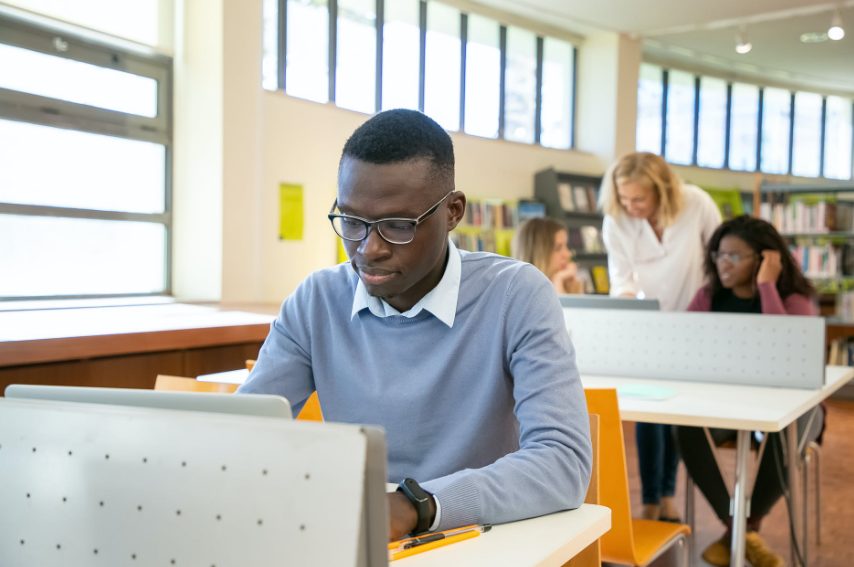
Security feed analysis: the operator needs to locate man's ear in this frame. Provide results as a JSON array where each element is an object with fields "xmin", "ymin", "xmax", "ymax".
[{"xmin": 446, "ymin": 191, "xmax": 467, "ymax": 232}]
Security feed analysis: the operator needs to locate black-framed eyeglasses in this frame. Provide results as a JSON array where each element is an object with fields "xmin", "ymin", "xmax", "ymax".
[
  {"xmin": 328, "ymin": 190, "xmax": 455, "ymax": 245},
  {"xmin": 710, "ymin": 251, "xmax": 758, "ymax": 264}
]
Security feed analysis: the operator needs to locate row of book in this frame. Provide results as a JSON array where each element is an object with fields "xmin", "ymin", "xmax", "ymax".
[
  {"xmin": 450, "ymin": 229, "xmax": 515, "ymax": 258},
  {"xmin": 557, "ymin": 182, "xmax": 599, "ymax": 213},
  {"xmin": 828, "ymin": 334, "xmax": 854, "ymax": 364},
  {"xmin": 568, "ymin": 226, "xmax": 606, "ymax": 254},
  {"xmin": 463, "ymin": 199, "xmax": 546, "ymax": 230},
  {"xmin": 575, "ymin": 266, "xmax": 610, "ymax": 295},
  {"xmin": 759, "ymin": 201, "xmax": 854, "ymax": 234},
  {"xmin": 790, "ymin": 243, "xmax": 841, "ymax": 279}
]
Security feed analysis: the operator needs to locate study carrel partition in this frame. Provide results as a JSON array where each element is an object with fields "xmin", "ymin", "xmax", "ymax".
[{"xmin": 564, "ymin": 309, "xmax": 826, "ymax": 389}]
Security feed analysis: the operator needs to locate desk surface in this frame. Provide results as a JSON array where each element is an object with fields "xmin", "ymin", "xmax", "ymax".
[
  {"xmin": 582, "ymin": 365, "xmax": 854, "ymax": 431},
  {"xmin": 398, "ymin": 505, "xmax": 610, "ymax": 567}
]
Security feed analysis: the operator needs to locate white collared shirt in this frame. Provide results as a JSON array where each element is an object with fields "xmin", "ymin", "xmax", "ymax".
[
  {"xmin": 350, "ymin": 240, "xmax": 460, "ymax": 531},
  {"xmin": 350, "ymin": 239, "xmax": 461, "ymax": 328}
]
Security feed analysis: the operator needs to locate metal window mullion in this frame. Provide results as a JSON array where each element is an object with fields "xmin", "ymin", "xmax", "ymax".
[
  {"xmin": 724, "ymin": 82, "xmax": 732, "ymax": 170},
  {"xmin": 418, "ymin": 0, "xmax": 427, "ymax": 113},
  {"xmin": 819, "ymin": 96, "xmax": 827, "ymax": 178},
  {"xmin": 787, "ymin": 92, "xmax": 796, "ymax": 175},
  {"xmin": 756, "ymin": 88, "xmax": 764, "ymax": 172},
  {"xmin": 570, "ymin": 45, "xmax": 577, "ymax": 149},
  {"xmin": 459, "ymin": 13, "xmax": 467, "ymax": 133},
  {"xmin": 0, "ymin": 203, "xmax": 171, "ymax": 224},
  {"xmin": 534, "ymin": 36, "xmax": 544, "ymax": 145},
  {"xmin": 375, "ymin": 0, "xmax": 384, "ymax": 112},
  {"xmin": 328, "ymin": 0, "xmax": 338, "ymax": 104},
  {"xmin": 498, "ymin": 25, "xmax": 507, "ymax": 139},
  {"xmin": 661, "ymin": 69, "xmax": 669, "ymax": 157},
  {"xmin": 692, "ymin": 75, "xmax": 701, "ymax": 165},
  {"xmin": 278, "ymin": 0, "xmax": 287, "ymax": 91}
]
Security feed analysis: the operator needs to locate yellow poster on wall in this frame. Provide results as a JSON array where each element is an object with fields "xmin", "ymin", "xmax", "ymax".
[
  {"xmin": 279, "ymin": 183, "xmax": 304, "ymax": 240},
  {"xmin": 337, "ymin": 238, "xmax": 348, "ymax": 263}
]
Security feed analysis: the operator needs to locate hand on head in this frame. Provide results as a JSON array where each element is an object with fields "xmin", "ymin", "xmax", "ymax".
[{"xmin": 756, "ymin": 250, "xmax": 783, "ymax": 285}]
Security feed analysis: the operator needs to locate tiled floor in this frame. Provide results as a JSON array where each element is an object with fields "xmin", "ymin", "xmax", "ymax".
[{"xmin": 612, "ymin": 398, "xmax": 854, "ymax": 567}]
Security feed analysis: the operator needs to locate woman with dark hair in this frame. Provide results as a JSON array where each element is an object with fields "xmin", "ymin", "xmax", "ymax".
[{"xmin": 676, "ymin": 215, "xmax": 822, "ymax": 567}]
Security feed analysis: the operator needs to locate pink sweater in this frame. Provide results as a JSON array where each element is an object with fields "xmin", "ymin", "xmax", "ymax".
[{"xmin": 686, "ymin": 281, "xmax": 816, "ymax": 315}]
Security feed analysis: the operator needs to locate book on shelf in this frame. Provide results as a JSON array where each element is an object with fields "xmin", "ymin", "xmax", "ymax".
[
  {"xmin": 591, "ymin": 266, "xmax": 610, "ymax": 294},
  {"xmin": 576, "ymin": 268, "xmax": 596, "ymax": 294},
  {"xmin": 567, "ymin": 227, "xmax": 605, "ymax": 254},
  {"xmin": 827, "ymin": 335, "xmax": 854, "ymax": 365},
  {"xmin": 759, "ymin": 197, "xmax": 853, "ymax": 235},
  {"xmin": 557, "ymin": 183, "xmax": 575, "ymax": 212},
  {"xmin": 572, "ymin": 186, "xmax": 590, "ymax": 212},
  {"xmin": 555, "ymin": 181, "xmax": 598, "ymax": 214}
]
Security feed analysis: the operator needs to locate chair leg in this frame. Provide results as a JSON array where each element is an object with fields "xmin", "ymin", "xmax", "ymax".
[
  {"xmin": 808, "ymin": 441, "xmax": 822, "ymax": 546},
  {"xmin": 685, "ymin": 472, "xmax": 695, "ymax": 534},
  {"xmin": 680, "ymin": 535, "xmax": 690, "ymax": 567}
]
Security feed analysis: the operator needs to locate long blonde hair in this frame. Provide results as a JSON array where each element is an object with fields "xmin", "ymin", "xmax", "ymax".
[
  {"xmin": 598, "ymin": 152, "xmax": 684, "ymax": 229},
  {"xmin": 512, "ymin": 217, "xmax": 565, "ymax": 277}
]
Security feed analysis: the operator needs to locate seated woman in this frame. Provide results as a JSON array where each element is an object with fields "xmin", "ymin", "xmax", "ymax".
[
  {"xmin": 512, "ymin": 218, "xmax": 585, "ymax": 294},
  {"xmin": 676, "ymin": 215, "xmax": 823, "ymax": 567}
]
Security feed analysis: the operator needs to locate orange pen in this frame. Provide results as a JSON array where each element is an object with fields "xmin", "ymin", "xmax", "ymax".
[
  {"xmin": 390, "ymin": 529, "xmax": 482, "ymax": 561},
  {"xmin": 388, "ymin": 524, "xmax": 483, "ymax": 551}
]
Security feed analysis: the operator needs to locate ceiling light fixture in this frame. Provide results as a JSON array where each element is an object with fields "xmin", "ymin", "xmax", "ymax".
[
  {"xmin": 736, "ymin": 24, "xmax": 752, "ymax": 54},
  {"xmin": 828, "ymin": 8, "xmax": 845, "ymax": 40},
  {"xmin": 800, "ymin": 32, "xmax": 829, "ymax": 43}
]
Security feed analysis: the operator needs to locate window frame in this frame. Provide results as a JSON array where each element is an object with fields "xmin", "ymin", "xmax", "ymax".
[
  {"xmin": 268, "ymin": 0, "xmax": 577, "ymax": 150},
  {"xmin": 0, "ymin": 13, "xmax": 173, "ymax": 300}
]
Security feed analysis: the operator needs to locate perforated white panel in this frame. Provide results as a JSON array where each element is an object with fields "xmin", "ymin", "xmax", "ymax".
[
  {"xmin": 0, "ymin": 399, "xmax": 369, "ymax": 567},
  {"xmin": 564, "ymin": 309, "xmax": 825, "ymax": 389}
]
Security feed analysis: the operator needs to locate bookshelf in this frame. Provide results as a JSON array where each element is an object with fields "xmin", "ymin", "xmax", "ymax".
[{"xmin": 451, "ymin": 198, "xmax": 543, "ymax": 257}]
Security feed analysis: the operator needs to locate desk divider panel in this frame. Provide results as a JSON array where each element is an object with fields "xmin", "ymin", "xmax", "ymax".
[
  {"xmin": 0, "ymin": 398, "xmax": 379, "ymax": 567},
  {"xmin": 564, "ymin": 309, "xmax": 825, "ymax": 389}
]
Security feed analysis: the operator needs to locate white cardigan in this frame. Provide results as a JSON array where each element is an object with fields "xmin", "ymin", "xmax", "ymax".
[{"xmin": 602, "ymin": 184, "xmax": 722, "ymax": 312}]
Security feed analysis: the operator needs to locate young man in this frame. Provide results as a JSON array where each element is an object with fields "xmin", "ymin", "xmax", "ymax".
[{"xmin": 238, "ymin": 109, "xmax": 591, "ymax": 540}]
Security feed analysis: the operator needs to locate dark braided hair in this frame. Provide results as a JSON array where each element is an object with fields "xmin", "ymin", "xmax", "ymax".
[{"xmin": 704, "ymin": 215, "xmax": 816, "ymax": 300}]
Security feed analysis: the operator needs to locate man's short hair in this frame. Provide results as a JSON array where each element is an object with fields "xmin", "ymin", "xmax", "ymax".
[{"xmin": 340, "ymin": 109, "xmax": 455, "ymax": 189}]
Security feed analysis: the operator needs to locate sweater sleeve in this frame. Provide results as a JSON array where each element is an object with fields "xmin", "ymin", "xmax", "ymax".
[
  {"xmin": 421, "ymin": 265, "xmax": 592, "ymax": 530},
  {"xmin": 686, "ymin": 286, "xmax": 711, "ymax": 312},
  {"xmin": 758, "ymin": 281, "xmax": 816, "ymax": 315},
  {"xmin": 235, "ymin": 277, "xmax": 316, "ymax": 417},
  {"xmin": 602, "ymin": 215, "xmax": 639, "ymax": 298}
]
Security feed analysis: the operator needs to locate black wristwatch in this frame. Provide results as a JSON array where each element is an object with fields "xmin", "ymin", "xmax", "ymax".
[{"xmin": 397, "ymin": 478, "xmax": 432, "ymax": 535}]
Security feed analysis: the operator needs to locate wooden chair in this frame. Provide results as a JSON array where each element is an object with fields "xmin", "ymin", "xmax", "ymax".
[
  {"xmin": 585, "ymin": 389, "xmax": 690, "ymax": 567},
  {"xmin": 564, "ymin": 413, "xmax": 601, "ymax": 567},
  {"xmin": 245, "ymin": 360, "xmax": 323, "ymax": 421}
]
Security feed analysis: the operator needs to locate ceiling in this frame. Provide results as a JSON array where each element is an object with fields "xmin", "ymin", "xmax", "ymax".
[{"xmin": 472, "ymin": 0, "xmax": 854, "ymax": 94}]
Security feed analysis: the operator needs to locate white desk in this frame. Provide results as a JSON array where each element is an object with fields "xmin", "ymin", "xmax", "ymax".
[
  {"xmin": 398, "ymin": 505, "xmax": 611, "ymax": 567},
  {"xmin": 581, "ymin": 365, "xmax": 854, "ymax": 567}
]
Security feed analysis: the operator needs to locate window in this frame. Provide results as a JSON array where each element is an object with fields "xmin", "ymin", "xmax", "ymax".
[
  {"xmin": 262, "ymin": 0, "xmax": 279, "ymax": 91},
  {"xmin": 336, "ymin": 0, "xmax": 377, "ymax": 113},
  {"xmin": 504, "ymin": 26, "xmax": 537, "ymax": 144},
  {"xmin": 424, "ymin": 2, "xmax": 461, "ymax": 131},
  {"xmin": 664, "ymin": 70, "xmax": 695, "ymax": 165},
  {"xmin": 464, "ymin": 14, "xmax": 500, "ymax": 138},
  {"xmin": 381, "ymin": 0, "xmax": 420, "ymax": 111},
  {"xmin": 760, "ymin": 87, "xmax": 792, "ymax": 175},
  {"xmin": 791, "ymin": 92, "xmax": 823, "ymax": 178},
  {"xmin": 636, "ymin": 63, "xmax": 663, "ymax": 154},
  {"xmin": 540, "ymin": 37, "xmax": 573, "ymax": 149},
  {"xmin": 696, "ymin": 77, "xmax": 727, "ymax": 169},
  {"xmin": 0, "ymin": 15, "xmax": 172, "ymax": 299},
  {"xmin": 824, "ymin": 96, "xmax": 853, "ymax": 180},
  {"xmin": 286, "ymin": 0, "xmax": 329, "ymax": 103},
  {"xmin": 728, "ymin": 83, "xmax": 760, "ymax": 171}
]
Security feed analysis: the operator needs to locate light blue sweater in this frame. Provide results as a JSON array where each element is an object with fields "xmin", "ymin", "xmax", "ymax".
[{"xmin": 238, "ymin": 250, "xmax": 592, "ymax": 531}]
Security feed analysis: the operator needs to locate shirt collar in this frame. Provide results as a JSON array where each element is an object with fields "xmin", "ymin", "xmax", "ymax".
[{"xmin": 350, "ymin": 239, "xmax": 461, "ymax": 328}]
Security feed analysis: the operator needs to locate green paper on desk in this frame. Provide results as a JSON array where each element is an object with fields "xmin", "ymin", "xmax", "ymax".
[{"xmin": 616, "ymin": 384, "xmax": 676, "ymax": 401}]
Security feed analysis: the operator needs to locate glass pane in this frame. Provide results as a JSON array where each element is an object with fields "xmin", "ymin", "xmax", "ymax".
[
  {"xmin": 424, "ymin": 2, "xmax": 461, "ymax": 131},
  {"xmin": 791, "ymin": 92, "xmax": 823, "ymax": 178},
  {"xmin": 729, "ymin": 83, "xmax": 759, "ymax": 171},
  {"xmin": 504, "ymin": 26, "xmax": 537, "ymax": 144},
  {"xmin": 464, "ymin": 14, "xmax": 500, "ymax": 139},
  {"xmin": 0, "ymin": 215, "xmax": 166, "ymax": 297},
  {"xmin": 664, "ymin": 70, "xmax": 695, "ymax": 165},
  {"xmin": 825, "ymin": 96, "xmax": 854, "ymax": 180},
  {"xmin": 381, "ymin": 0, "xmax": 420, "ymax": 111},
  {"xmin": 0, "ymin": 43, "xmax": 157, "ymax": 118},
  {"xmin": 262, "ymin": 0, "xmax": 279, "ymax": 91},
  {"xmin": 286, "ymin": 0, "xmax": 329, "ymax": 103},
  {"xmin": 761, "ymin": 87, "xmax": 792, "ymax": 174},
  {"xmin": 696, "ymin": 77, "xmax": 727, "ymax": 169},
  {"xmin": 636, "ymin": 63, "xmax": 663, "ymax": 154},
  {"xmin": 540, "ymin": 37, "xmax": 573, "ymax": 150},
  {"xmin": 336, "ymin": 0, "xmax": 377, "ymax": 114},
  {"xmin": 0, "ymin": 119, "xmax": 165, "ymax": 214}
]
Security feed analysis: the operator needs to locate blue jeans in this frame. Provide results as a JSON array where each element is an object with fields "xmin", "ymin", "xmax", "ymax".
[{"xmin": 636, "ymin": 422, "xmax": 679, "ymax": 506}]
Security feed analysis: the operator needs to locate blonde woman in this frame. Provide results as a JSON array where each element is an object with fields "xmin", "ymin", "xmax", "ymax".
[
  {"xmin": 513, "ymin": 218, "xmax": 584, "ymax": 295},
  {"xmin": 600, "ymin": 152, "xmax": 722, "ymax": 522}
]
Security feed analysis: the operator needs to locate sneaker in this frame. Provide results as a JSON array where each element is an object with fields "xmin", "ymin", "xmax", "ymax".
[
  {"xmin": 745, "ymin": 532, "xmax": 785, "ymax": 567},
  {"xmin": 702, "ymin": 534, "xmax": 731, "ymax": 567}
]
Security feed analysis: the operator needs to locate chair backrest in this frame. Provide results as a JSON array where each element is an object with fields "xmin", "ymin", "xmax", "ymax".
[
  {"xmin": 154, "ymin": 375, "xmax": 237, "ymax": 394},
  {"xmin": 245, "ymin": 360, "xmax": 323, "ymax": 421},
  {"xmin": 585, "ymin": 389, "xmax": 637, "ymax": 565}
]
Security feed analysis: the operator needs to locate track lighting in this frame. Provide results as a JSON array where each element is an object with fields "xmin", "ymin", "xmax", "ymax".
[
  {"xmin": 735, "ymin": 24, "xmax": 752, "ymax": 54},
  {"xmin": 828, "ymin": 8, "xmax": 845, "ymax": 40}
]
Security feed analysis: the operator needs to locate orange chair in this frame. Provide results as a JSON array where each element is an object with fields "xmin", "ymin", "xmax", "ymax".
[
  {"xmin": 585, "ymin": 389, "xmax": 690, "ymax": 567},
  {"xmin": 565, "ymin": 413, "xmax": 602, "ymax": 567},
  {"xmin": 245, "ymin": 360, "xmax": 323, "ymax": 422}
]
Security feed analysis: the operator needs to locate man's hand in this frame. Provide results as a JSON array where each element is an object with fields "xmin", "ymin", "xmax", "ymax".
[
  {"xmin": 387, "ymin": 491, "xmax": 437, "ymax": 541},
  {"xmin": 756, "ymin": 250, "xmax": 783, "ymax": 285}
]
